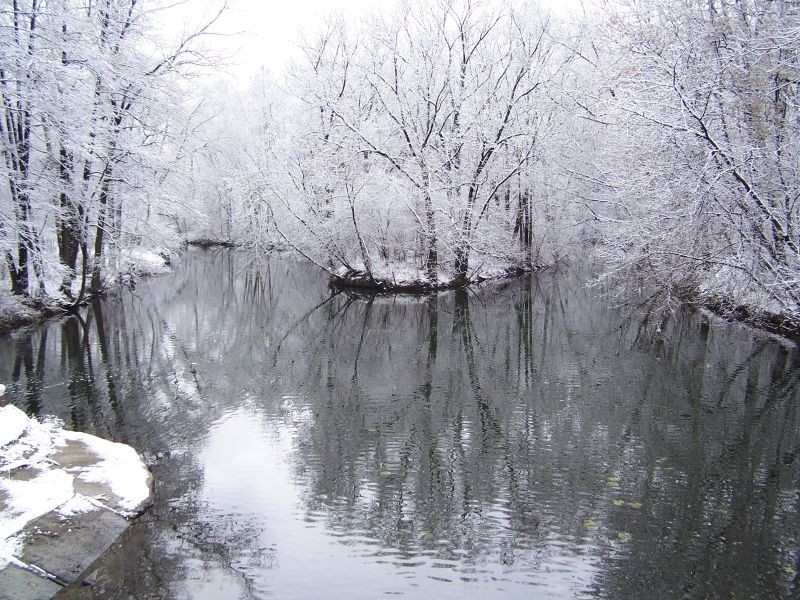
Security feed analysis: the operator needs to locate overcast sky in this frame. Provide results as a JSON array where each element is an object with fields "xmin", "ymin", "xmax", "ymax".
[
  {"xmin": 161, "ymin": 0, "xmax": 397, "ymax": 79},
  {"xmin": 160, "ymin": 0, "xmax": 584, "ymax": 81}
]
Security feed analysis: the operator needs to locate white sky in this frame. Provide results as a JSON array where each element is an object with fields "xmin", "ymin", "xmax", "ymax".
[
  {"xmin": 160, "ymin": 0, "xmax": 585, "ymax": 81},
  {"xmin": 163, "ymin": 0, "xmax": 397, "ymax": 79}
]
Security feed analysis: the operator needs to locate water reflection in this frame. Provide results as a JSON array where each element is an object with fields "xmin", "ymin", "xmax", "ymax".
[{"xmin": 1, "ymin": 249, "xmax": 798, "ymax": 599}]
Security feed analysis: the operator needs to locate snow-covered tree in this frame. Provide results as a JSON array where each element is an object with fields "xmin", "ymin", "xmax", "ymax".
[
  {"xmin": 239, "ymin": 0, "xmax": 577, "ymax": 289},
  {"xmin": 587, "ymin": 0, "xmax": 800, "ymax": 324},
  {"xmin": 0, "ymin": 0, "xmax": 222, "ymax": 303}
]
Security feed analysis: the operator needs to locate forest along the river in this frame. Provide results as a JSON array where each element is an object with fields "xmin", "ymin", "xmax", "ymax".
[{"xmin": 1, "ymin": 248, "xmax": 799, "ymax": 599}]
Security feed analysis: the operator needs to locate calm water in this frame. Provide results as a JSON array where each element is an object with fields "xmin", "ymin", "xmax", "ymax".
[{"xmin": 2, "ymin": 249, "xmax": 799, "ymax": 599}]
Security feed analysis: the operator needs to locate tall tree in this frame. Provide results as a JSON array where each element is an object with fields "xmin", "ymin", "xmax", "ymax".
[
  {"xmin": 588, "ymin": 0, "xmax": 800, "ymax": 320},
  {"xmin": 0, "ymin": 0, "xmax": 45, "ymax": 295},
  {"xmin": 259, "ymin": 0, "xmax": 573, "ymax": 288},
  {"xmin": 0, "ymin": 0, "xmax": 224, "ymax": 302}
]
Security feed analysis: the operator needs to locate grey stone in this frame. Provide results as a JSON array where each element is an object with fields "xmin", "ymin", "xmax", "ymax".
[
  {"xmin": 1, "ymin": 406, "xmax": 153, "ymax": 599},
  {"xmin": 19, "ymin": 506, "xmax": 129, "ymax": 584},
  {"xmin": 0, "ymin": 563, "xmax": 62, "ymax": 600}
]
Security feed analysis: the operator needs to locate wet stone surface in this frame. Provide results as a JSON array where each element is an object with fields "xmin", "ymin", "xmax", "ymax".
[
  {"xmin": 0, "ymin": 563, "xmax": 61, "ymax": 600},
  {"xmin": 18, "ymin": 507, "xmax": 130, "ymax": 585}
]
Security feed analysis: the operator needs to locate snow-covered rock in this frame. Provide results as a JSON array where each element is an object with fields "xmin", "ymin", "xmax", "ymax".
[{"xmin": 0, "ymin": 405, "xmax": 152, "ymax": 573}]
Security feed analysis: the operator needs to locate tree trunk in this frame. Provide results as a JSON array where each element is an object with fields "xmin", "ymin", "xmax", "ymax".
[
  {"xmin": 422, "ymin": 176, "xmax": 438, "ymax": 283},
  {"xmin": 454, "ymin": 245, "xmax": 469, "ymax": 283},
  {"xmin": 6, "ymin": 250, "xmax": 25, "ymax": 295},
  {"xmin": 57, "ymin": 147, "xmax": 82, "ymax": 299},
  {"xmin": 514, "ymin": 188, "xmax": 532, "ymax": 266},
  {"xmin": 12, "ymin": 184, "xmax": 31, "ymax": 296},
  {"xmin": 91, "ymin": 166, "xmax": 112, "ymax": 294}
]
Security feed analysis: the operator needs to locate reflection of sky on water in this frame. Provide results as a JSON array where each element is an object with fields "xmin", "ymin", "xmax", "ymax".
[{"xmin": 196, "ymin": 405, "xmax": 601, "ymax": 599}]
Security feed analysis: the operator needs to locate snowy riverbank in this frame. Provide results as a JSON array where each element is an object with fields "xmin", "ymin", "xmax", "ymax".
[
  {"xmin": 0, "ymin": 404, "xmax": 152, "ymax": 597},
  {"xmin": 0, "ymin": 248, "xmax": 172, "ymax": 336}
]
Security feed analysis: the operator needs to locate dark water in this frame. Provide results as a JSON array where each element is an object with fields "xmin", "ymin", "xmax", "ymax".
[{"xmin": 2, "ymin": 249, "xmax": 799, "ymax": 599}]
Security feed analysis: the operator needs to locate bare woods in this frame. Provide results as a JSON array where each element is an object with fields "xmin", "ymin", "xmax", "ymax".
[
  {"xmin": 2, "ymin": 0, "xmax": 799, "ymax": 334},
  {"xmin": 0, "ymin": 0, "xmax": 220, "ymax": 309}
]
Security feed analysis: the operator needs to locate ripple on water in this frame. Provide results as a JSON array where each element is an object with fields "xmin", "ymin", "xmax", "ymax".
[{"xmin": 3, "ymin": 251, "xmax": 798, "ymax": 600}]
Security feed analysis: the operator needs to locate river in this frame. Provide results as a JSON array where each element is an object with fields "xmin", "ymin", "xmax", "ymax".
[{"xmin": 1, "ymin": 248, "xmax": 798, "ymax": 599}]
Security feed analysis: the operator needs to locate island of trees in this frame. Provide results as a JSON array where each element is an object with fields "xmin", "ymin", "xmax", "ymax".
[{"xmin": 1, "ymin": 0, "xmax": 798, "ymax": 335}]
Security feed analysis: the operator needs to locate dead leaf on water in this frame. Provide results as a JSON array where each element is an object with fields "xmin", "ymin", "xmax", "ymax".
[
  {"xmin": 583, "ymin": 518, "xmax": 598, "ymax": 529},
  {"xmin": 627, "ymin": 502, "xmax": 643, "ymax": 509},
  {"xmin": 380, "ymin": 470, "xmax": 393, "ymax": 477},
  {"xmin": 617, "ymin": 531, "xmax": 632, "ymax": 541},
  {"xmin": 784, "ymin": 566, "xmax": 797, "ymax": 576},
  {"xmin": 613, "ymin": 499, "xmax": 625, "ymax": 506}
]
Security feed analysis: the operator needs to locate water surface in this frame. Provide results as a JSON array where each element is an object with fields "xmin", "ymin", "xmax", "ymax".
[{"xmin": 1, "ymin": 249, "xmax": 799, "ymax": 599}]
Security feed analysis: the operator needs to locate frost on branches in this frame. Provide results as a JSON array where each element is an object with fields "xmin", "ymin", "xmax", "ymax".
[
  {"xmin": 581, "ymin": 0, "xmax": 800, "ymax": 331},
  {"xmin": 4, "ymin": 0, "xmax": 797, "ymax": 334},
  {"xmin": 0, "ymin": 0, "xmax": 220, "ymax": 307},
  {"xmin": 226, "ymin": 1, "xmax": 580, "ymax": 291}
]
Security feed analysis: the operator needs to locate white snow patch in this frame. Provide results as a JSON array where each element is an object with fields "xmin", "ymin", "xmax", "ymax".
[
  {"xmin": 0, "ymin": 405, "xmax": 151, "ymax": 567},
  {"xmin": 123, "ymin": 248, "xmax": 171, "ymax": 276},
  {"xmin": 0, "ymin": 468, "xmax": 74, "ymax": 568},
  {"xmin": 0, "ymin": 292, "xmax": 36, "ymax": 325},
  {"xmin": 56, "ymin": 493, "xmax": 101, "ymax": 518},
  {"xmin": 0, "ymin": 534, "xmax": 22, "ymax": 569},
  {"xmin": 0, "ymin": 468, "xmax": 74, "ymax": 538},
  {"xmin": 384, "ymin": 265, "xmax": 422, "ymax": 285},
  {"xmin": 0, "ymin": 407, "xmax": 63, "ymax": 472},
  {"xmin": 0, "ymin": 406, "xmax": 29, "ymax": 447},
  {"xmin": 63, "ymin": 431, "xmax": 152, "ymax": 514}
]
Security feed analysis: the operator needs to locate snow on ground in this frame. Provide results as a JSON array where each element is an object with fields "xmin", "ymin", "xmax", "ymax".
[
  {"xmin": 65, "ymin": 429, "xmax": 152, "ymax": 513},
  {"xmin": 0, "ymin": 411, "xmax": 65, "ymax": 473},
  {"xmin": 122, "ymin": 248, "xmax": 172, "ymax": 276},
  {"xmin": 0, "ymin": 404, "xmax": 152, "ymax": 569},
  {"xmin": 0, "ymin": 405, "xmax": 27, "ymax": 447},
  {"xmin": 337, "ymin": 255, "xmax": 531, "ymax": 289},
  {"xmin": 0, "ymin": 292, "xmax": 41, "ymax": 334}
]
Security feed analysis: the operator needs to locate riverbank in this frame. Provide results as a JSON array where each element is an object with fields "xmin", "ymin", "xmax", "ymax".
[
  {"xmin": 0, "ymin": 294, "xmax": 63, "ymax": 336},
  {"xmin": 3, "ymin": 248, "xmax": 798, "ymax": 343},
  {"xmin": 332, "ymin": 264, "xmax": 800, "ymax": 342},
  {"xmin": 698, "ymin": 295, "xmax": 800, "ymax": 343},
  {"xmin": 0, "ymin": 405, "xmax": 152, "ymax": 599},
  {"xmin": 0, "ymin": 249, "xmax": 173, "ymax": 337},
  {"xmin": 329, "ymin": 263, "xmax": 540, "ymax": 294},
  {"xmin": 652, "ymin": 279, "xmax": 800, "ymax": 342}
]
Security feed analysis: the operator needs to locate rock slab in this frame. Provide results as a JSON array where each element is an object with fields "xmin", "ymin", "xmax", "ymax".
[{"xmin": 0, "ymin": 405, "xmax": 153, "ymax": 599}]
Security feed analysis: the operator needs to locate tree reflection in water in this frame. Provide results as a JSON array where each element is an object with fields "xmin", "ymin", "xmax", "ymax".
[{"xmin": 1, "ymin": 248, "xmax": 798, "ymax": 599}]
